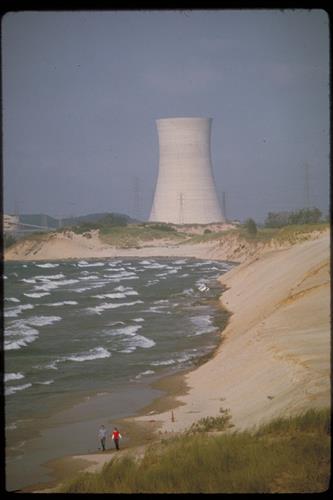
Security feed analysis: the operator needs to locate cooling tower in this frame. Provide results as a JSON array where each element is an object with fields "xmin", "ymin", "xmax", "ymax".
[{"xmin": 149, "ymin": 117, "xmax": 224, "ymax": 224}]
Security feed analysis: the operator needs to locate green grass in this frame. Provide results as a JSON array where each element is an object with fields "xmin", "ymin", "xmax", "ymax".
[
  {"xmin": 59, "ymin": 407, "xmax": 330, "ymax": 494},
  {"xmin": 99, "ymin": 224, "xmax": 187, "ymax": 248}
]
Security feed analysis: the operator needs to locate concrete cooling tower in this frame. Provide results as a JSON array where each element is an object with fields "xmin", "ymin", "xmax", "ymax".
[{"xmin": 149, "ymin": 117, "xmax": 224, "ymax": 224}]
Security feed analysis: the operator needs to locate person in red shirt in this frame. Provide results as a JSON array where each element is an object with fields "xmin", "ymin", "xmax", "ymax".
[{"xmin": 111, "ymin": 427, "xmax": 122, "ymax": 450}]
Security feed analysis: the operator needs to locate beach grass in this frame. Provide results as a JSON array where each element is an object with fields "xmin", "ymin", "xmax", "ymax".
[
  {"xmin": 59, "ymin": 407, "xmax": 330, "ymax": 494},
  {"xmin": 182, "ymin": 222, "xmax": 329, "ymax": 245},
  {"xmin": 99, "ymin": 224, "xmax": 187, "ymax": 247}
]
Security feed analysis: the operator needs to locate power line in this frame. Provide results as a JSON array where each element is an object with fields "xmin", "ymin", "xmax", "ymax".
[
  {"xmin": 179, "ymin": 192, "xmax": 184, "ymax": 225},
  {"xmin": 304, "ymin": 162, "xmax": 311, "ymax": 208}
]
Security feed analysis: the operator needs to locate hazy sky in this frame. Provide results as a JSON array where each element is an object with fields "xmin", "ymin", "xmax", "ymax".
[{"xmin": 2, "ymin": 9, "xmax": 329, "ymax": 223}]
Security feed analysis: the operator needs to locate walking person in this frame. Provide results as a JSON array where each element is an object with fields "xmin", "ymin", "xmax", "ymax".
[
  {"xmin": 111, "ymin": 427, "xmax": 122, "ymax": 450},
  {"xmin": 98, "ymin": 424, "xmax": 107, "ymax": 451}
]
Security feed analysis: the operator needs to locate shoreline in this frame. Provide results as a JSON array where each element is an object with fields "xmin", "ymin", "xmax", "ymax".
[
  {"xmin": 8, "ymin": 229, "xmax": 330, "ymax": 492},
  {"xmin": 22, "ymin": 301, "xmax": 230, "ymax": 493}
]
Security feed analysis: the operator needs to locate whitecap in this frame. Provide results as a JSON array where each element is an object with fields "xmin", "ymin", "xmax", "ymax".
[
  {"xmin": 25, "ymin": 316, "xmax": 62, "ymax": 327},
  {"xmin": 80, "ymin": 275, "xmax": 100, "ymax": 280},
  {"xmin": 133, "ymin": 318, "xmax": 144, "ymax": 323},
  {"xmin": 135, "ymin": 370, "xmax": 155, "ymax": 379},
  {"xmin": 36, "ymin": 380, "xmax": 54, "ymax": 385},
  {"xmin": 35, "ymin": 263, "xmax": 59, "ymax": 268},
  {"xmin": 24, "ymin": 292, "xmax": 50, "ymax": 298},
  {"xmin": 72, "ymin": 284, "xmax": 105, "ymax": 293},
  {"xmin": 44, "ymin": 361, "xmax": 59, "ymax": 370},
  {"xmin": 107, "ymin": 260, "xmax": 123, "ymax": 267},
  {"xmin": 34, "ymin": 273, "xmax": 65, "ymax": 280},
  {"xmin": 45, "ymin": 300, "xmax": 75, "ymax": 307},
  {"xmin": 130, "ymin": 335, "xmax": 155, "ymax": 349},
  {"xmin": 145, "ymin": 306, "xmax": 171, "ymax": 314},
  {"xmin": 78, "ymin": 261, "xmax": 105, "ymax": 268},
  {"xmin": 21, "ymin": 278, "xmax": 37, "ymax": 284},
  {"xmin": 65, "ymin": 347, "xmax": 111, "ymax": 362},
  {"xmin": 192, "ymin": 260, "xmax": 214, "ymax": 267},
  {"xmin": 142, "ymin": 262, "xmax": 167, "ymax": 269},
  {"xmin": 33, "ymin": 282, "xmax": 59, "ymax": 292},
  {"xmin": 106, "ymin": 324, "xmax": 142, "ymax": 336},
  {"xmin": 5, "ymin": 383, "xmax": 32, "ymax": 396},
  {"xmin": 5, "ymin": 321, "xmax": 39, "ymax": 350},
  {"xmin": 5, "ymin": 297, "xmax": 21, "ymax": 303},
  {"xmin": 34, "ymin": 278, "xmax": 79, "ymax": 292},
  {"xmin": 151, "ymin": 359, "xmax": 176, "ymax": 366},
  {"xmin": 5, "ymin": 373, "xmax": 25, "ymax": 382},
  {"xmin": 94, "ymin": 293, "xmax": 127, "ymax": 299},
  {"xmin": 107, "ymin": 270, "xmax": 138, "ymax": 279},
  {"xmin": 107, "ymin": 321, "xmax": 126, "ymax": 327},
  {"xmin": 6, "ymin": 423, "xmax": 18, "ymax": 431},
  {"xmin": 144, "ymin": 280, "xmax": 159, "ymax": 287},
  {"xmin": 114, "ymin": 286, "xmax": 138, "ymax": 296},
  {"xmin": 188, "ymin": 315, "xmax": 218, "ymax": 337},
  {"xmin": 88, "ymin": 300, "xmax": 143, "ymax": 315},
  {"xmin": 190, "ymin": 315, "xmax": 213, "ymax": 328},
  {"xmin": 177, "ymin": 353, "xmax": 196, "ymax": 364},
  {"xmin": 5, "ymin": 304, "xmax": 34, "ymax": 318}
]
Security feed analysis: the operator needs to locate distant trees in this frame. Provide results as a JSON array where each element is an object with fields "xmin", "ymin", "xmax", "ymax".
[
  {"xmin": 243, "ymin": 218, "xmax": 257, "ymax": 235},
  {"xmin": 70, "ymin": 213, "xmax": 128, "ymax": 234},
  {"xmin": 4, "ymin": 233, "xmax": 17, "ymax": 248},
  {"xmin": 265, "ymin": 207, "xmax": 322, "ymax": 228}
]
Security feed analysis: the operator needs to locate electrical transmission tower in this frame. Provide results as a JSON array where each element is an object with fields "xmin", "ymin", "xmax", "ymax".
[
  {"xmin": 304, "ymin": 162, "xmax": 311, "ymax": 208},
  {"xmin": 222, "ymin": 191, "xmax": 227, "ymax": 221},
  {"xmin": 132, "ymin": 176, "xmax": 142, "ymax": 220},
  {"xmin": 178, "ymin": 192, "xmax": 184, "ymax": 225}
]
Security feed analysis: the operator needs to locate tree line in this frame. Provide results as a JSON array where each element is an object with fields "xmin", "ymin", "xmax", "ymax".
[{"xmin": 264, "ymin": 207, "xmax": 323, "ymax": 228}]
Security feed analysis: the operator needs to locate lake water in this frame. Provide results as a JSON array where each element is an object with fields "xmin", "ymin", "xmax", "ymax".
[{"xmin": 4, "ymin": 257, "xmax": 234, "ymax": 491}]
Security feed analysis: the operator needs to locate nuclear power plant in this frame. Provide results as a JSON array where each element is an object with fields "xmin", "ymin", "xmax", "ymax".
[{"xmin": 149, "ymin": 117, "xmax": 224, "ymax": 225}]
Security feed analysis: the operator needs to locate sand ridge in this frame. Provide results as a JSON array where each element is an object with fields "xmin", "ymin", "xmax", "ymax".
[{"xmin": 126, "ymin": 231, "xmax": 330, "ymax": 434}]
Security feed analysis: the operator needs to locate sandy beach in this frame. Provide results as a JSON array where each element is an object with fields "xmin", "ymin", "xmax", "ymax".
[
  {"xmin": 6, "ymin": 227, "xmax": 330, "ymax": 490},
  {"xmin": 127, "ymin": 230, "xmax": 330, "ymax": 435}
]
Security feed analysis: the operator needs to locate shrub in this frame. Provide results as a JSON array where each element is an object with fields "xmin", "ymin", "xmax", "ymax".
[
  {"xmin": 187, "ymin": 408, "xmax": 233, "ymax": 434},
  {"xmin": 149, "ymin": 223, "xmax": 176, "ymax": 232},
  {"xmin": 4, "ymin": 233, "xmax": 17, "ymax": 248},
  {"xmin": 243, "ymin": 218, "xmax": 257, "ymax": 235}
]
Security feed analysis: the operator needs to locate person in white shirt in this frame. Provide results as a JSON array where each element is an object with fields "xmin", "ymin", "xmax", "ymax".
[{"xmin": 98, "ymin": 424, "xmax": 107, "ymax": 451}]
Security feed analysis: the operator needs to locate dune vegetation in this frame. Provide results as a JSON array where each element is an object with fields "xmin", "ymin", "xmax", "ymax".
[{"xmin": 59, "ymin": 408, "xmax": 330, "ymax": 494}]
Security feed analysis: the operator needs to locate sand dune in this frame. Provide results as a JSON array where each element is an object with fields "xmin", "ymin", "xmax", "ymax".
[
  {"xmin": 10, "ymin": 227, "xmax": 330, "ymax": 489},
  {"xmin": 128, "ymin": 230, "xmax": 330, "ymax": 433}
]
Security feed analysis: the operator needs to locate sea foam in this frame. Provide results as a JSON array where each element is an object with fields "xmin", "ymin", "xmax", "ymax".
[
  {"xmin": 65, "ymin": 347, "xmax": 111, "ymax": 362},
  {"xmin": 35, "ymin": 263, "xmax": 59, "ymax": 268},
  {"xmin": 5, "ymin": 304, "xmax": 34, "ymax": 318},
  {"xmin": 88, "ymin": 300, "xmax": 143, "ymax": 315},
  {"xmin": 5, "ymin": 383, "xmax": 32, "ymax": 396},
  {"xmin": 24, "ymin": 292, "xmax": 50, "ymax": 298},
  {"xmin": 5, "ymin": 373, "xmax": 25, "ymax": 382}
]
